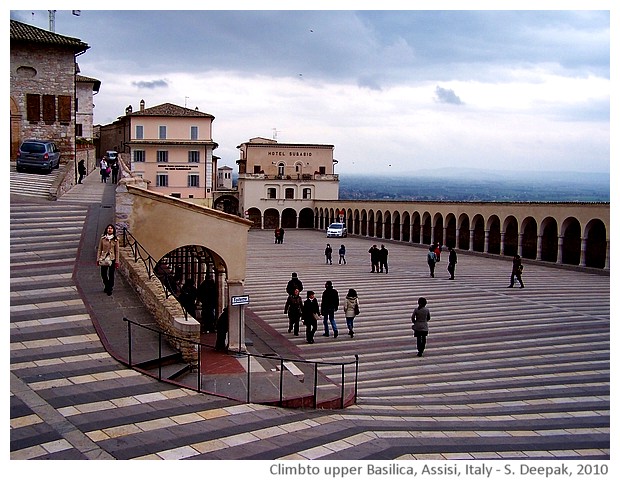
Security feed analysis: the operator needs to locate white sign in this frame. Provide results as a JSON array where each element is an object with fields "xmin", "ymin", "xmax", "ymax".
[{"xmin": 231, "ymin": 295, "xmax": 250, "ymax": 306}]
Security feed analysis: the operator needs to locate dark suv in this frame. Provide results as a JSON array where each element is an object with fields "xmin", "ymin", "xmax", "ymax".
[{"xmin": 16, "ymin": 140, "xmax": 61, "ymax": 173}]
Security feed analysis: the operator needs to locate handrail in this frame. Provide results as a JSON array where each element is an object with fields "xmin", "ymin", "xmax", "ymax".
[{"xmin": 123, "ymin": 316, "xmax": 359, "ymax": 409}]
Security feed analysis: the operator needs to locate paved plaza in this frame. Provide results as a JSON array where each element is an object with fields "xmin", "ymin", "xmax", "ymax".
[{"xmin": 9, "ymin": 169, "xmax": 610, "ymax": 461}]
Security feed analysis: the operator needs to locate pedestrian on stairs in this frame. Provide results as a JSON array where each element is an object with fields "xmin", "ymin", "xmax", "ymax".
[
  {"xmin": 411, "ymin": 297, "xmax": 430, "ymax": 357},
  {"xmin": 97, "ymin": 224, "xmax": 119, "ymax": 296}
]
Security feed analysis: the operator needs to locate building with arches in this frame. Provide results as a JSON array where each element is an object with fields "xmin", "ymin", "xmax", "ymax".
[{"xmin": 236, "ymin": 137, "xmax": 339, "ymax": 229}]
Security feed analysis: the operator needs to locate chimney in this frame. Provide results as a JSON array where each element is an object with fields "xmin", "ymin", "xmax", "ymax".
[
  {"xmin": 140, "ymin": 99, "xmax": 145, "ymax": 112},
  {"xmin": 125, "ymin": 105, "xmax": 133, "ymax": 115}
]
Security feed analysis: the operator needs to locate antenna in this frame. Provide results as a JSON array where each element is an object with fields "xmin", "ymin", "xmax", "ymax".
[
  {"xmin": 272, "ymin": 128, "xmax": 281, "ymax": 140},
  {"xmin": 185, "ymin": 96, "xmax": 189, "ymax": 108},
  {"xmin": 48, "ymin": 10, "xmax": 56, "ymax": 32}
]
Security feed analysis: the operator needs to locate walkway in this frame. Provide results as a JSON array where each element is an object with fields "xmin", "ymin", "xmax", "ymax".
[{"xmin": 9, "ymin": 169, "xmax": 610, "ymax": 460}]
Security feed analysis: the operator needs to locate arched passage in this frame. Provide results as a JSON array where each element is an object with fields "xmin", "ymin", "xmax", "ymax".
[
  {"xmin": 540, "ymin": 217, "xmax": 558, "ymax": 263},
  {"xmin": 503, "ymin": 216, "xmax": 518, "ymax": 257},
  {"xmin": 561, "ymin": 217, "xmax": 582, "ymax": 265},
  {"xmin": 584, "ymin": 219, "xmax": 607, "ymax": 268},
  {"xmin": 264, "ymin": 208, "xmax": 280, "ymax": 230},
  {"xmin": 522, "ymin": 217, "xmax": 538, "ymax": 259},
  {"xmin": 298, "ymin": 207, "xmax": 314, "ymax": 228}
]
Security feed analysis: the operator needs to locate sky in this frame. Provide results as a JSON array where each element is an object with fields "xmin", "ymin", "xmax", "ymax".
[{"xmin": 8, "ymin": 1, "xmax": 612, "ymax": 176}]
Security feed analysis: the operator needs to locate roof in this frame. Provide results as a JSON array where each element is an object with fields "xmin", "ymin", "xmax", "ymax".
[
  {"xmin": 129, "ymin": 102, "xmax": 214, "ymax": 119},
  {"xmin": 76, "ymin": 74, "xmax": 101, "ymax": 93},
  {"xmin": 10, "ymin": 19, "xmax": 89, "ymax": 53}
]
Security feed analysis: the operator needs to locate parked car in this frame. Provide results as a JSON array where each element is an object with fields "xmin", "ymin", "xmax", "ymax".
[
  {"xmin": 16, "ymin": 139, "xmax": 61, "ymax": 173},
  {"xmin": 106, "ymin": 150, "xmax": 118, "ymax": 162},
  {"xmin": 326, "ymin": 222, "xmax": 347, "ymax": 237}
]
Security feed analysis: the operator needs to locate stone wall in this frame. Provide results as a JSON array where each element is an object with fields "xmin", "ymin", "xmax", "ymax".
[{"xmin": 117, "ymin": 244, "xmax": 200, "ymax": 365}]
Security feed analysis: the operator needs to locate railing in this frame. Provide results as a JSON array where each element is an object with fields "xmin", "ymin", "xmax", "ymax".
[{"xmin": 123, "ymin": 317, "xmax": 359, "ymax": 409}]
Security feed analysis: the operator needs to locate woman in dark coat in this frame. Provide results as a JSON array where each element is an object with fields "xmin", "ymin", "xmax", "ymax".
[
  {"xmin": 411, "ymin": 297, "xmax": 430, "ymax": 357},
  {"xmin": 302, "ymin": 290, "xmax": 320, "ymax": 344},
  {"xmin": 509, "ymin": 255, "xmax": 524, "ymax": 288}
]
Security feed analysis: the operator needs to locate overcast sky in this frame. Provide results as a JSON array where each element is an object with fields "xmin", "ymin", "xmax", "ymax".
[{"xmin": 9, "ymin": 3, "xmax": 611, "ymax": 176}]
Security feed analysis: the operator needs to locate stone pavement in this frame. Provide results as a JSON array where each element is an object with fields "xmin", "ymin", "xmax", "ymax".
[{"xmin": 9, "ymin": 168, "xmax": 610, "ymax": 460}]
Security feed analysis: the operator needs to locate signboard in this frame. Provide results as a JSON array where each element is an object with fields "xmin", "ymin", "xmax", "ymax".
[{"xmin": 231, "ymin": 295, "xmax": 250, "ymax": 306}]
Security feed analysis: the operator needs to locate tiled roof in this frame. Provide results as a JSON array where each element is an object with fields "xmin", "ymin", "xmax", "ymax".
[
  {"xmin": 10, "ymin": 19, "xmax": 89, "ymax": 53},
  {"xmin": 76, "ymin": 74, "xmax": 101, "ymax": 93},
  {"xmin": 130, "ymin": 102, "xmax": 214, "ymax": 118}
]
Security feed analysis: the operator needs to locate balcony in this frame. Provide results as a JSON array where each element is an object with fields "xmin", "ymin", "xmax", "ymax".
[{"xmin": 239, "ymin": 173, "xmax": 339, "ymax": 181}]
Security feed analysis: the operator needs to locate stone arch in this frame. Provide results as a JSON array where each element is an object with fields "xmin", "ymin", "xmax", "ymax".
[
  {"xmin": 402, "ymin": 212, "xmax": 411, "ymax": 242},
  {"xmin": 375, "ymin": 210, "xmax": 383, "ymax": 238},
  {"xmin": 422, "ymin": 212, "xmax": 432, "ymax": 245},
  {"xmin": 445, "ymin": 213, "xmax": 456, "ymax": 249},
  {"xmin": 412, "ymin": 211, "xmax": 422, "ymax": 244},
  {"xmin": 584, "ymin": 218, "xmax": 607, "ymax": 268},
  {"xmin": 561, "ymin": 217, "xmax": 582, "ymax": 265},
  {"xmin": 353, "ymin": 209, "xmax": 361, "ymax": 235},
  {"xmin": 458, "ymin": 214, "xmax": 470, "ymax": 250},
  {"xmin": 540, "ymin": 217, "xmax": 558, "ymax": 263},
  {"xmin": 246, "ymin": 207, "xmax": 262, "ymax": 228},
  {"xmin": 281, "ymin": 208, "xmax": 297, "ymax": 228},
  {"xmin": 503, "ymin": 215, "xmax": 519, "ymax": 257},
  {"xmin": 487, "ymin": 215, "xmax": 501, "ymax": 254},
  {"xmin": 264, "ymin": 208, "xmax": 280, "ymax": 230},
  {"xmin": 521, "ymin": 217, "xmax": 538, "ymax": 260},
  {"xmin": 472, "ymin": 214, "xmax": 485, "ymax": 252},
  {"xmin": 368, "ymin": 210, "xmax": 375, "ymax": 237},
  {"xmin": 393, "ymin": 211, "xmax": 401, "ymax": 241},
  {"xmin": 361, "ymin": 210, "xmax": 368, "ymax": 236},
  {"xmin": 298, "ymin": 207, "xmax": 314, "ymax": 228},
  {"xmin": 433, "ymin": 212, "xmax": 444, "ymax": 246},
  {"xmin": 213, "ymin": 194, "xmax": 239, "ymax": 215}
]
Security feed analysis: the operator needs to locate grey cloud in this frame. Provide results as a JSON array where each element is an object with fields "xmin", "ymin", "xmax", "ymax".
[
  {"xmin": 132, "ymin": 79, "xmax": 169, "ymax": 89},
  {"xmin": 434, "ymin": 86, "xmax": 463, "ymax": 105}
]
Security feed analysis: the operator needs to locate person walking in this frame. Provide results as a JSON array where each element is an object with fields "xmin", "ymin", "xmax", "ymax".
[
  {"xmin": 427, "ymin": 245, "xmax": 437, "ymax": 277},
  {"xmin": 110, "ymin": 158, "xmax": 119, "ymax": 183},
  {"xmin": 274, "ymin": 228, "xmax": 280, "ymax": 244},
  {"xmin": 321, "ymin": 280, "xmax": 340, "ymax": 338},
  {"xmin": 379, "ymin": 244, "xmax": 389, "ymax": 273},
  {"xmin": 325, "ymin": 243, "xmax": 333, "ymax": 264},
  {"xmin": 447, "ymin": 247, "xmax": 457, "ymax": 280},
  {"xmin": 368, "ymin": 245, "xmax": 380, "ymax": 272},
  {"xmin": 411, "ymin": 297, "xmax": 431, "ymax": 357},
  {"xmin": 284, "ymin": 288, "xmax": 303, "ymax": 335},
  {"xmin": 97, "ymin": 223, "xmax": 119, "ymax": 296},
  {"xmin": 99, "ymin": 157, "xmax": 108, "ymax": 183},
  {"xmin": 302, "ymin": 290, "xmax": 320, "ymax": 344},
  {"xmin": 434, "ymin": 243, "xmax": 442, "ymax": 262},
  {"xmin": 278, "ymin": 228, "xmax": 285, "ymax": 244},
  {"xmin": 77, "ymin": 159, "xmax": 86, "ymax": 184},
  {"xmin": 338, "ymin": 244, "xmax": 347, "ymax": 264},
  {"xmin": 286, "ymin": 272, "xmax": 303, "ymax": 296},
  {"xmin": 344, "ymin": 288, "xmax": 360, "ymax": 338},
  {"xmin": 508, "ymin": 254, "xmax": 525, "ymax": 288}
]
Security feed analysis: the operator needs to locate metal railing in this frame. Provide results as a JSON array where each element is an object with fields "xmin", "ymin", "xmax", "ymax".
[{"xmin": 123, "ymin": 317, "xmax": 359, "ymax": 409}]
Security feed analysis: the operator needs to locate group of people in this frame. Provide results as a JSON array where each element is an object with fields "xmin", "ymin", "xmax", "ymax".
[
  {"xmin": 368, "ymin": 244, "xmax": 389, "ymax": 273},
  {"xmin": 284, "ymin": 273, "xmax": 360, "ymax": 344},
  {"xmin": 426, "ymin": 243, "xmax": 458, "ymax": 279},
  {"xmin": 99, "ymin": 156, "xmax": 119, "ymax": 183},
  {"xmin": 324, "ymin": 244, "xmax": 347, "ymax": 265},
  {"xmin": 274, "ymin": 228, "xmax": 285, "ymax": 244}
]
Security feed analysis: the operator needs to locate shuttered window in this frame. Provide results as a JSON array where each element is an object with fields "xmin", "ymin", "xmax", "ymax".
[
  {"xmin": 42, "ymin": 95, "xmax": 56, "ymax": 122},
  {"xmin": 58, "ymin": 95, "xmax": 72, "ymax": 123},
  {"xmin": 26, "ymin": 94, "xmax": 40, "ymax": 122}
]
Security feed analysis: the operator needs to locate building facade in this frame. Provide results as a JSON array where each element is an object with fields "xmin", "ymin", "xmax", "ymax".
[
  {"xmin": 236, "ymin": 137, "xmax": 339, "ymax": 229},
  {"xmin": 75, "ymin": 74, "xmax": 100, "ymax": 142},
  {"xmin": 9, "ymin": 19, "xmax": 90, "ymax": 163},
  {"xmin": 125, "ymin": 101, "xmax": 219, "ymax": 204}
]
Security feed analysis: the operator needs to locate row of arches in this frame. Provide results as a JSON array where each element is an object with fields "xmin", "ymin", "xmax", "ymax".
[{"xmin": 244, "ymin": 205, "xmax": 609, "ymax": 269}]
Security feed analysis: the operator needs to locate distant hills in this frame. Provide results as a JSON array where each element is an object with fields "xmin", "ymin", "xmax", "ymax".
[{"xmin": 338, "ymin": 169, "xmax": 609, "ymax": 202}]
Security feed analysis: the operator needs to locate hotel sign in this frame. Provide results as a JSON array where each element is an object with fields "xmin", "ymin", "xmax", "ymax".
[{"xmin": 267, "ymin": 151, "xmax": 313, "ymax": 157}]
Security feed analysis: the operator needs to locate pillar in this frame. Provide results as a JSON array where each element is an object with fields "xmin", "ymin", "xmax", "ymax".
[
  {"xmin": 484, "ymin": 230, "xmax": 490, "ymax": 253},
  {"xmin": 536, "ymin": 235, "xmax": 543, "ymax": 261},
  {"xmin": 579, "ymin": 237, "xmax": 587, "ymax": 267},
  {"xmin": 605, "ymin": 240, "xmax": 610, "ymax": 270},
  {"xmin": 500, "ymin": 232, "xmax": 506, "ymax": 256},
  {"xmin": 227, "ymin": 280, "xmax": 246, "ymax": 352},
  {"xmin": 556, "ymin": 235, "xmax": 564, "ymax": 265},
  {"xmin": 469, "ymin": 229, "xmax": 474, "ymax": 252},
  {"xmin": 518, "ymin": 233, "xmax": 523, "ymax": 257}
]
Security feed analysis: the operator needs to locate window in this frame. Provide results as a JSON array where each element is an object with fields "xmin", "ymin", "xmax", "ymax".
[
  {"xmin": 156, "ymin": 174, "xmax": 168, "ymax": 187},
  {"xmin": 190, "ymin": 126, "xmax": 198, "ymax": 140},
  {"xmin": 157, "ymin": 150, "xmax": 168, "ymax": 163},
  {"xmin": 278, "ymin": 163, "xmax": 285, "ymax": 177},
  {"xmin": 135, "ymin": 125, "xmax": 144, "ymax": 139},
  {"xmin": 267, "ymin": 188, "xmax": 276, "ymax": 199},
  {"xmin": 188, "ymin": 174, "xmax": 200, "ymax": 187},
  {"xmin": 58, "ymin": 95, "xmax": 71, "ymax": 123},
  {"xmin": 303, "ymin": 188, "xmax": 312, "ymax": 199},
  {"xmin": 159, "ymin": 125, "xmax": 167, "ymax": 139},
  {"xmin": 188, "ymin": 151, "xmax": 200, "ymax": 163},
  {"xmin": 134, "ymin": 150, "xmax": 145, "ymax": 162},
  {"xmin": 253, "ymin": 165, "xmax": 262, "ymax": 174},
  {"xmin": 75, "ymin": 123, "xmax": 83, "ymax": 136},
  {"xmin": 42, "ymin": 95, "xmax": 56, "ymax": 122},
  {"xmin": 319, "ymin": 166, "xmax": 326, "ymax": 174},
  {"xmin": 285, "ymin": 188, "xmax": 294, "ymax": 199},
  {"xmin": 26, "ymin": 94, "xmax": 40, "ymax": 122}
]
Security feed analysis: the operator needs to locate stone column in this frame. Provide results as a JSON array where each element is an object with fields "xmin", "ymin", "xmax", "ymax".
[
  {"xmin": 605, "ymin": 240, "xmax": 610, "ymax": 270},
  {"xmin": 518, "ymin": 233, "xmax": 523, "ymax": 257},
  {"xmin": 500, "ymin": 232, "xmax": 506, "ymax": 256},
  {"xmin": 469, "ymin": 229, "xmax": 474, "ymax": 252},
  {"xmin": 556, "ymin": 235, "xmax": 564, "ymax": 264},
  {"xmin": 579, "ymin": 237, "xmax": 587, "ymax": 267},
  {"xmin": 484, "ymin": 230, "xmax": 490, "ymax": 253},
  {"xmin": 536, "ymin": 235, "xmax": 543, "ymax": 260}
]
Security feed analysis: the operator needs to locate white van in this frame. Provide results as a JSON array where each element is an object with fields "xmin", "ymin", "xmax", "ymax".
[{"xmin": 326, "ymin": 223, "xmax": 347, "ymax": 237}]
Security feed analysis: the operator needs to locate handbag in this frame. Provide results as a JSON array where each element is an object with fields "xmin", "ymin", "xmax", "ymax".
[
  {"xmin": 354, "ymin": 303, "xmax": 360, "ymax": 316},
  {"xmin": 98, "ymin": 253, "xmax": 113, "ymax": 267}
]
